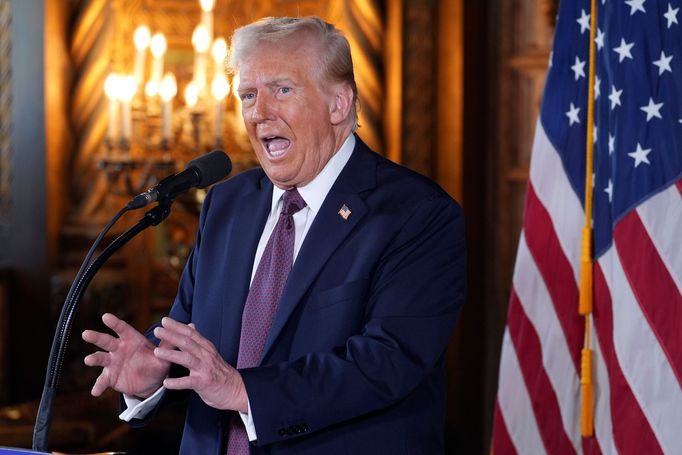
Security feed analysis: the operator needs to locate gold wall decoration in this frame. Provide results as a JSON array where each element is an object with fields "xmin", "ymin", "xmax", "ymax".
[
  {"xmin": 338, "ymin": 0, "xmax": 384, "ymax": 153},
  {"xmin": 0, "ymin": 0, "xmax": 11, "ymax": 232},
  {"xmin": 69, "ymin": 0, "xmax": 115, "ymax": 222}
]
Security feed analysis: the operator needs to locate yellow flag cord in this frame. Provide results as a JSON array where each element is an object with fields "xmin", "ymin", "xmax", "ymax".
[{"xmin": 579, "ymin": 0, "xmax": 598, "ymax": 438}]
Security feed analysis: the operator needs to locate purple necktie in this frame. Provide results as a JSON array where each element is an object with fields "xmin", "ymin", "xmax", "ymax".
[{"xmin": 226, "ymin": 188, "xmax": 307, "ymax": 454}]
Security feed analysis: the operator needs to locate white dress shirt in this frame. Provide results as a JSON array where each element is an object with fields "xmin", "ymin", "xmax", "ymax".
[{"xmin": 120, "ymin": 134, "xmax": 356, "ymax": 442}]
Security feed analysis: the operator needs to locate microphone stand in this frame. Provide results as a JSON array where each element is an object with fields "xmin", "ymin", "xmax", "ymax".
[{"xmin": 32, "ymin": 198, "xmax": 174, "ymax": 452}]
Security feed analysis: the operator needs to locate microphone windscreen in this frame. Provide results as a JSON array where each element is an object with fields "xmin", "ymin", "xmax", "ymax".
[{"xmin": 189, "ymin": 150, "xmax": 232, "ymax": 188}]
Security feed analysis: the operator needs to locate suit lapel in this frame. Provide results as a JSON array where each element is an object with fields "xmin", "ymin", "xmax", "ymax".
[
  {"xmin": 218, "ymin": 175, "xmax": 273, "ymax": 364},
  {"xmin": 261, "ymin": 138, "xmax": 377, "ymax": 361}
]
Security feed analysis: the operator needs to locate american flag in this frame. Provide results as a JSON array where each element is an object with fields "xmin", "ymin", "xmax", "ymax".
[{"xmin": 492, "ymin": 0, "xmax": 682, "ymax": 454}]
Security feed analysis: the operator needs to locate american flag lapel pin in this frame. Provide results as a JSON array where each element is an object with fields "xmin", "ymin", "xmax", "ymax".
[{"xmin": 338, "ymin": 204, "xmax": 351, "ymax": 220}]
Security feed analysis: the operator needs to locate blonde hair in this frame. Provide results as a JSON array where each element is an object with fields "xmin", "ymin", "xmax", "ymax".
[{"xmin": 228, "ymin": 16, "xmax": 358, "ymax": 130}]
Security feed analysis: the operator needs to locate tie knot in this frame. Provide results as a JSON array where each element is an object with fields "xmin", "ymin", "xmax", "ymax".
[{"xmin": 282, "ymin": 188, "xmax": 306, "ymax": 216}]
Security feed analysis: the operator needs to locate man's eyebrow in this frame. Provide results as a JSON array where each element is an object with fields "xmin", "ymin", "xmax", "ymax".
[{"xmin": 266, "ymin": 77, "xmax": 296, "ymax": 86}]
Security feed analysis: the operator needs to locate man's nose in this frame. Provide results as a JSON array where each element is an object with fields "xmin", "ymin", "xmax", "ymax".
[{"xmin": 250, "ymin": 93, "xmax": 275, "ymax": 123}]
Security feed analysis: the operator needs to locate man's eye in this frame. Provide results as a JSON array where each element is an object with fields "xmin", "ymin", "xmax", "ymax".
[
  {"xmin": 279, "ymin": 87, "xmax": 291, "ymax": 94},
  {"xmin": 241, "ymin": 93, "xmax": 255, "ymax": 101}
]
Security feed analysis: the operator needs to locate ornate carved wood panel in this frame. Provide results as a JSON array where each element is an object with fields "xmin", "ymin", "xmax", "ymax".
[{"xmin": 497, "ymin": 0, "xmax": 554, "ymax": 301}]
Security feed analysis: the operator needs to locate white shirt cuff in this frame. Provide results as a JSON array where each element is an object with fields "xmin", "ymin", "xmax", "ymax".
[
  {"xmin": 239, "ymin": 400, "xmax": 258, "ymax": 441},
  {"xmin": 119, "ymin": 387, "xmax": 166, "ymax": 422}
]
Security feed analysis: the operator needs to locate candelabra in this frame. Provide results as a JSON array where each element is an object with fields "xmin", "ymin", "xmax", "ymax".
[{"xmin": 100, "ymin": 0, "xmax": 239, "ymax": 198}]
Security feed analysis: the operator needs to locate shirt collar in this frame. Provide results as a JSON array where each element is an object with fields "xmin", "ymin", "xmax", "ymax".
[{"xmin": 269, "ymin": 134, "xmax": 356, "ymax": 215}]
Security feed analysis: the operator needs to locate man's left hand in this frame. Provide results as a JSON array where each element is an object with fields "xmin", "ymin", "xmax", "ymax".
[{"xmin": 153, "ymin": 317, "xmax": 248, "ymax": 413}]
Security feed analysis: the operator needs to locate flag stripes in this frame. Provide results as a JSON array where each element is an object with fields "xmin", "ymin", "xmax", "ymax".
[
  {"xmin": 493, "ymin": 0, "xmax": 682, "ymax": 452},
  {"xmin": 492, "ymin": 402, "xmax": 518, "ymax": 455},
  {"xmin": 508, "ymin": 291, "xmax": 579, "ymax": 454},
  {"xmin": 636, "ymin": 184, "xmax": 682, "ymax": 295},
  {"xmin": 598, "ymin": 245, "xmax": 682, "ymax": 454},
  {"xmin": 614, "ymin": 211, "xmax": 682, "ymax": 385},
  {"xmin": 496, "ymin": 329, "xmax": 546, "ymax": 454},
  {"xmin": 592, "ymin": 263, "xmax": 663, "ymax": 455},
  {"xmin": 523, "ymin": 184, "xmax": 583, "ymax": 371}
]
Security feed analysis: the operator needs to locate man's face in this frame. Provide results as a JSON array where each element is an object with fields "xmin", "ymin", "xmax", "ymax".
[{"xmin": 237, "ymin": 40, "xmax": 343, "ymax": 189}]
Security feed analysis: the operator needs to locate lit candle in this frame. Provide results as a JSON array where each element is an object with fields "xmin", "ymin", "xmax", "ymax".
[
  {"xmin": 159, "ymin": 73, "xmax": 177, "ymax": 142},
  {"xmin": 192, "ymin": 25, "xmax": 210, "ymax": 96},
  {"xmin": 211, "ymin": 73, "xmax": 229, "ymax": 144},
  {"xmin": 185, "ymin": 81, "xmax": 199, "ymax": 110},
  {"xmin": 185, "ymin": 81, "xmax": 201, "ymax": 147},
  {"xmin": 149, "ymin": 32, "xmax": 167, "ymax": 86},
  {"xmin": 199, "ymin": 0, "xmax": 215, "ymax": 44},
  {"xmin": 118, "ymin": 75, "xmax": 137, "ymax": 142},
  {"xmin": 211, "ymin": 38, "xmax": 227, "ymax": 76},
  {"xmin": 145, "ymin": 80, "xmax": 159, "ymax": 99},
  {"xmin": 132, "ymin": 25, "xmax": 151, "ymax": 87},
  {"xmin": 104, "ymin": 73, "xmax": 120, "ymax": 142}
]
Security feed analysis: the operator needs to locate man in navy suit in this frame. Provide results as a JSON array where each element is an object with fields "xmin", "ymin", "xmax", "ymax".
[{"xmin": 82, "ymin": 16, "xmax": 466, "ymax": 454}]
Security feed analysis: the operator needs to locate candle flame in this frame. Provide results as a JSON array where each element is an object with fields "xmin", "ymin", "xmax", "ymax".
[
  {"xmin": 211, "ymin": 74, "xmax": 230, "ymax": 101},
  {"xmin": 160, "ymin": 73, "xmax": 178, "ymax": 102},
  {"xmin": 211, "ymin": 38, "xmax": 227, "ymax": 65},
  {"xmin": 118, "ymin": 75, "xmax": 138, "ymax": 103},
  {"xmin": 133, "ymin": 25, "xmax": 151, "ymax": 51},
  {"xmin": 192, "ymin": 25, "xmax": 211, "ymax": 53},
  {"xmin": 104, "ymin": 73, "xmax": 120, "ymax": 100},
  {"xmin": 199, "ymin": 0, "xmax": 216, "ymax": 12},
  {"xmin": 150, "ymin": 33, "xmax": 167, "ymax": 57},
  {"xmin": 185, "ymin": 82, "xmax": 199, "ymax": 108}
]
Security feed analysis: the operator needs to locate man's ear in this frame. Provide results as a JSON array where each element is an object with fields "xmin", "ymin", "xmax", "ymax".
[{"xmin": 329, "ymin": 83, "xmax": 354, "ymax": 125}]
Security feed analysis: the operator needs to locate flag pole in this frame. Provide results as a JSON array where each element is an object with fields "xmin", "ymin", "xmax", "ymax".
[{"xmin": 579, "ymin": 0, "xmax": 598, "ymax": 438}]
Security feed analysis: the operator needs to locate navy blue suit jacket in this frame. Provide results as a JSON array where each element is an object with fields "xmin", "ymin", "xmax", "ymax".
[{"xmin": 133, "ymin": 137, "xmax": 466, "ymax": 454}]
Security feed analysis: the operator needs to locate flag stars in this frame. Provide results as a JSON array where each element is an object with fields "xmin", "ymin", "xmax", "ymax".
[
  {"xmin": 653, "ymin": 50, "xmax": 673, "ymax": 75},
  {"xmin": 625, "ymin": 0, "xmax": 646, "ymax": 15},
  {"xmin": 664, "ymin": 3, "xmax": 679, "ymax": 28},
  {"xmin": 593, "ymin": 125, "xmax": 598, "ymax": 143},
  {"xmin": 594, "ymin": 75, "xmax": 601, "ymax": 99},
  {"xmin": 613, "ymin": 38, "xmax": 635, "ymax": 62},
  {"xmin": 609, "ymin": 85, "xmax": 623, "ymax": 109},
  {"xmin": 566, "ymin": 102, "xmax": 581, "ymax": 125},
  {"xmin": 571, "ymin": 56, "xmax": 586, "ymax": 80},
  {"xmin": 640, "ymin": 97, "xmax": 664, "ymax": 121},
  {"xmin": 577, "ymin": 9, "xmax": 591, "ymax": 33},
  {"xmin": 629, "ymin": 143, "xmax": 652, "ymax": 167},
  {"xmin": 609, "ymin": 134, "xmax": 615, "ymax": 155},
  {"xmin": 595, "ymin": 28, "xmax": 605, "ymax": 50},
  {"xmin": 604, "ymin": 179, "xmax": 613, "ymax": 203}
]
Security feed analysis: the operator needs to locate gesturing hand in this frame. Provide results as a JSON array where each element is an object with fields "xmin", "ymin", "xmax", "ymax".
[
  {"xmin": 152, "ymin": 317, "xmax": 248, "ymax": 413},
  {"xmin": 82, "ymin": 313, "xmax": 171, "ymax": 399}
]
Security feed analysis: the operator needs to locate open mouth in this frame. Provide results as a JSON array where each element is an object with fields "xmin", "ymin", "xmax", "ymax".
[{"xmin": 261, "ymin": 136, "xmax": 291, "ymax": 158}]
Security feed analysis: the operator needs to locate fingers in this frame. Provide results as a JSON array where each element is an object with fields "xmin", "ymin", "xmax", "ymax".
[
  {"xmin": 154, "ymin": 346, "xmax": 198, "ymax": 369},
  {"xmin": 155, "ymin": 318, "xmax": 214, "ymax": 354},
  {"xmin": 82, "ymin": 330, "xmax": 119, "ymax": 352},
  {"xmin": 163, "ymin": 375, "xmax": 195, "ymax": 391},
  {"xmin": 91, "ymin": 372, "xmax": 111, "ymax": 397},
  {"xmin": 102, "ymin": 313, "xmax": 138, "ymax": 339},
  {"xmin": 84, "ymin": 351, "xmax": 110, "ymax": 368}
]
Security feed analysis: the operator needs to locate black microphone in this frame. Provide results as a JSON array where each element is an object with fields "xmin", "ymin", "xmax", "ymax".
[{"xmin": 127, "ymin": 150, "xmax": 232, "ymax": 209}]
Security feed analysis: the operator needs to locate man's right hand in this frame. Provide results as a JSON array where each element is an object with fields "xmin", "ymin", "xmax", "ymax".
[{"xmin": 82, "ymin": 313, "xmax": 171, "ymax": 399}]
